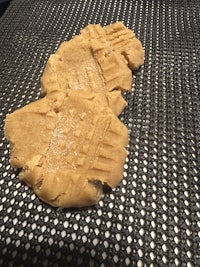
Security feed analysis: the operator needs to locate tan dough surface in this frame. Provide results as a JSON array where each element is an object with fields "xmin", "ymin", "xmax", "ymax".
[
  {"xmin": 41, "ymin": 22, "xmax": 144, "ymax": 116},
  {"xmin": 4, "ymin": 22, "xmax": 144, "ymax": 208},
  {"xmin": 5, "ymin": 91, "xmax": 128, "ymax": 207}
]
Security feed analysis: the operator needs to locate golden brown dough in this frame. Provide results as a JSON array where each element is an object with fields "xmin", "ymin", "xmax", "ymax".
[
  {"xmin": 41, "ymin": 22, "xmax": 144, "ymax": 115},
  {"xmin": 5, "ymin": 91, "xmax": 128, "ymax": 207},
  {"xmin": 5, "ymin": 22, "xmax": 144, "ymax": 208}
]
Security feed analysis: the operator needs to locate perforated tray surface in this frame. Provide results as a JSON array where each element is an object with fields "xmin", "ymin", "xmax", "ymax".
[{"xmin": 0, "ymin": 0, "xmax": 200, "ymax": 266}]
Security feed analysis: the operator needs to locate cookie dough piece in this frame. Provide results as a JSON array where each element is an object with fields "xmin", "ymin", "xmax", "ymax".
[
  {"xmin": 5, "ymin": 22, "xmax": 144, "ymax": 208},
  {"xmin": 81, "ymin": 22, "xmax": 144, "ymax": 69},
  {"xmin": 104, "ymin": 21, "xmax": 144, "ymax": 69},
  {"xmin": 41, "ymin": 22, "xmax": 144, "ymax": 115},
  {"xmin": 5, "ymin": 91, "xmax": 128, "ymax": 208}
]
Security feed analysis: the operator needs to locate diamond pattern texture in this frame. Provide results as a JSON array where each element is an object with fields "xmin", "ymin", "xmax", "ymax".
[{"xmin": 0, "ymin": 0, "xmax": 200, "ymax": 266}]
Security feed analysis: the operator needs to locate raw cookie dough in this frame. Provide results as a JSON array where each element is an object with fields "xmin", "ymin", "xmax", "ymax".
[
  {"xmin": 5, "ymin": 91, "xmax": 128, "ymax": 207},
  {"xmin": 5, "ymin": 22, "xmax": 144, "ymax": 208},
  {"xmin": 41, "ymin": 22, "xmax": 144, "ymax": 116}
]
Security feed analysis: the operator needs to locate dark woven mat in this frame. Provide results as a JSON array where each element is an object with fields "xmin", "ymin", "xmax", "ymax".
[{"xmin": 0, "ymin": 0, "xmax": 200, "ymax": 266}]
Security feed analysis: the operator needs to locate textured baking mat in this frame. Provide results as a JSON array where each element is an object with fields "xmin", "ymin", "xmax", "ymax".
[{"xmin": 0, "ymin": 0, "xmax": 200, "ymax": 266}]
